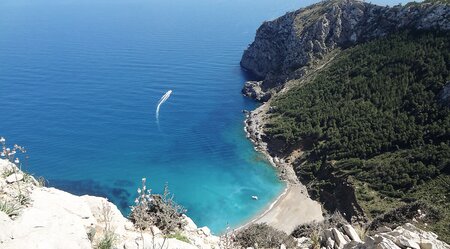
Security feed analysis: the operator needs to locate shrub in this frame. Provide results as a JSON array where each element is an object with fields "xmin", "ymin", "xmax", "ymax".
[
  {"xmin": 292, "ymin": 212, "xmax": 347, "ymax": 238},
  {"xmin": 235, "ymin": 223, "xmax": 296, "ymax": 248},
  {"xmin": 146, "ymin": 184, "xmax": 186, "ymax": 234},
  {"xmin": 368, "ymin": 201, "xmax": 441, "ymax": 233},
  {"xmin": 129, "ymin": 179, "xmax": 186, "ymax": 234},
  {"xmin": 129, "ymin": 178, "xmax": 154, "ymax": 231}
]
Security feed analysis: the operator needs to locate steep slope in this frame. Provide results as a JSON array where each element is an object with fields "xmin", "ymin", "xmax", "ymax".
[
  {"xmin": 241, "ymin": 0, "xmax": 450, "ymax": 243},
  {"xmin": 241, "ymin": 0, "xmax": 449, "ymax": 100},
  {"xmin": 266, "ymin": 31, "xmax": 450, "ymax": 239}
]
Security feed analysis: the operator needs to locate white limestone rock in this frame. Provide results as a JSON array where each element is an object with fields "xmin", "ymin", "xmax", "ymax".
[
  {"xmin": 183, "ymin": 214, "xmax": 198, "ymax": 231},
  {"xmin": 6, "ymin": 173, "xmax": 23, "ymax": 184},
  {"xmin": 394, "ymin": 235, "xmax": 420, "ymax": 249},
  {"xmin": 332, "ymin": 228, "xmax": 348, "ymax": 249},
  {"xmin": 343, "ymin": 224, "xmax": 362, "ymax": 242},
  {"xmin": 198, "ymin": 226, "xmax": 211, "ymax": 237},
  {"xmin": 327, "ymin": 237, "xmax": 336, "ymax": 249},
  {"xmin": 374, "ymin": 235, "xmax": 401, "ymax": 249},
  {"xmin": 296, "ymin": 237, "xmax": 312, "ymax": 248},
  {"xmin": 0, "ymin": 158, "xmax": 220, "ymax": 249}
]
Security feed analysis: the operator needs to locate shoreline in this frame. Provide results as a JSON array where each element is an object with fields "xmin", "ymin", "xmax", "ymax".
[{"xmin": 236, "ymin": 101, "xmax": 323, "ymax": 234}]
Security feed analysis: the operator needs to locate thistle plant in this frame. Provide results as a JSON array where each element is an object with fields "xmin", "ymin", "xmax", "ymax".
[
  {"xmin": 94, "ymin": 201, "xmax": 117, "ymax": 249},
  {"xmin": 0, "ymin": 137, "xmax": 27, "ymax": 170},
  {"xmin": 130, "ymin": 177, "xmax": 154, "ymax": 231},
  {"xmin": 130, "ymin": 178, "xmax": 187, "ymax": 249},
  {"xmin": 0, "ymin": 136, "xmax": 29, "ymax": 205},
  {"xmin": 130, "ymin": 178, "xmax": 154, "ymax": 249}
]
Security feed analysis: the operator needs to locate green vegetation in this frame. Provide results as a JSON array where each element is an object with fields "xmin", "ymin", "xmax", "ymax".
[
  {"xmin": 94, "ymin": 231, "xmax": 116, "ymax": 249},
  {"xmin": 235, "ymin": 223, "xmax": 296, "ymax": 248},
  {"xmin": 166, "ymin": 232, "xmax": 190, "ymax": 244},
  {"xmin": 94, "ymin": 201, "xmax": 117, "ymax": 249},
  {"xmin": 0, "ymin": 200, "xmax": 19, "ymax": 217},
  {"xmin": 266, "ymin": 31, "xmax": 450, "ymax": 241}
]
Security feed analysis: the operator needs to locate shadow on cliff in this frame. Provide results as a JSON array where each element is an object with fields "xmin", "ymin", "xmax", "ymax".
[
  {"xmin": 240, "ymin": 67, "xmax": 264, "ymax": 82},
  {"xmin": 47, "ymin": 179, "xmax": 133, "ymax": 214}
]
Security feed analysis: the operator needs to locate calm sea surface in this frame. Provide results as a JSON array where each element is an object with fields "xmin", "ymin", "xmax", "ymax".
[{"xmin": 0, "ymin": 0, "xmax": 408, "ymax": 233}]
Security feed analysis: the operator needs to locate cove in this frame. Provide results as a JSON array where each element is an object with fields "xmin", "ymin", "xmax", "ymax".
[{"xmin": 0, "ymin": 0, "xmax": 405, "ymax": 233}]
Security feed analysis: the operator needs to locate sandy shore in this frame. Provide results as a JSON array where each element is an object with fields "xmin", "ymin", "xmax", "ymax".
[
  {"xmin": 246, "ymin": 184, "xmax": 323, "ymax": 233},
  {"xmin": 239, "ymin": 102, "xmax": 323, "ymax": 234}
]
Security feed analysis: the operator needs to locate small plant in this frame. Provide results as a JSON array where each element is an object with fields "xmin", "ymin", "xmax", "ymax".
[
  {"xmin": 94, "ymin": 231, "xmax": 116, "ymax": 249},
  {"xmin": 166, "ymin": 232, "xmax": 190, "ymax": 244},
  {"xmin": 0, "ymin": 200, "xmax": 19, "ymax": 217},
  {"xmin": 17, "ymin": 193, "xmax": 30, "ymax": 206},
  {"xmin": 310, "ymin": 227, "xmax": 322, "ymax": 249},
  {"xmin": 87, "ymin": 226, "xmax": 96, "ymax": 242},
  {"xmin": 37, "ymin": 176, "xmax": 47, "ymax": 187},
  {"xmin": 0, "ymin": 136, "xmax": 28, "ymax": 204},
  {"xmin": 129, "ymin": 178, "xmax": 155, "ymax": 249},
  {"xmin": 130, "ymin": 178, "xmax": 154, "ymax": 231},
  {"xmin": 1, "ymin": 167, "xmax": 15, "ymax": 178},
  {"xmin": 94, "ymin": 201, "xmax": 117, "ymax": 249},
  {"xmin": 354, "ymin": 224, "xmax": 368, "ymax": 240},
  {"xmin": 0, "ymin": 137, "xmax": 27, "ymax": 170}
]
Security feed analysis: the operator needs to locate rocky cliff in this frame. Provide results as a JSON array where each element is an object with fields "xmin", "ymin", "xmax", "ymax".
[
  {"xmin": 0, "ymin": 159, "xmax": 220, "ymax": 249},
  {"xmin": 240, "ymin": 0, "xmax": 450, "ymax": 100}
]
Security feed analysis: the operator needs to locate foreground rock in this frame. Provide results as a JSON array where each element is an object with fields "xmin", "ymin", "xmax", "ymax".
[
  {"xmin": 308, "ymin": 223, "xmax": 450, "ymax": 249},
  {"xmin": 0, "ymin": 159, "xmax": 220, "ymax": 249}
]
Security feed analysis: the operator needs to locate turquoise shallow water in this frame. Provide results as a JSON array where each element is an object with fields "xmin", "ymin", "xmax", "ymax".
[{"xmin": 0, "ymin": 0, "xmax": 409, "ymax": 233}]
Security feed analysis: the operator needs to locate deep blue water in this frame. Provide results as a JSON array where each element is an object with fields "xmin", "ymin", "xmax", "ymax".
[{"xmin": 0, "ymin": 0, "xmax": 409, "ymax": 233}]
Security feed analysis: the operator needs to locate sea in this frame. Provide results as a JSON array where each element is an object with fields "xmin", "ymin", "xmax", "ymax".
[{"xmin": 0, "ymin": 0, "xmax": 408, "ymax": 233}]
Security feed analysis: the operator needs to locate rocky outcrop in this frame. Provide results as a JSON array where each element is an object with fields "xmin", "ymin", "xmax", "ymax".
[
  {"xmin": 307, "ymin": 223, "xmax": 450, "ymax": 249},
  {"xmin": 241, "ymin": 0, "xmax": 450, "ymax": 99},
  {"xmin": 0, "ymin": 159, "xmax": 220, "ymax": 249},
  {"xmin": 242, "ymin": 81, "xmax": 272, "ymax": 102}
]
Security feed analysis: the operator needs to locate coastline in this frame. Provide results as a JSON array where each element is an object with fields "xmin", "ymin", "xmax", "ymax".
[{"xmin": 237, "ymin": 101, "xmax": 323, "ymax": 234}]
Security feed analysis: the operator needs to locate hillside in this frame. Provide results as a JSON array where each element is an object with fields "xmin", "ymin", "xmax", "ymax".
[
  {"xmin": 241, "ymin": 0, "xmax": 449, "ymax": 100},
  {"xmin": 241, "ymin": 0, "xmax": 450, "ymax": 243}
]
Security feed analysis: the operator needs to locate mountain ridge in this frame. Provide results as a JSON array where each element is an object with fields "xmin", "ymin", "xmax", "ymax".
[{"xmin": 240, "ymin": 0, "xmax": 450, "ymax": 101}]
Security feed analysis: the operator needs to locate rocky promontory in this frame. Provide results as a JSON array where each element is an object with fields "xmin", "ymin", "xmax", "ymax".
[{"xmin": 241, "ymin": 0, "xmax": 450, "ymax": 99}]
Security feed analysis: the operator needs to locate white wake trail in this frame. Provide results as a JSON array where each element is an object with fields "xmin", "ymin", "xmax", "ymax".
[{"xmin": 156, "ymin": 90, "xmax": 173, "ymax": 122}]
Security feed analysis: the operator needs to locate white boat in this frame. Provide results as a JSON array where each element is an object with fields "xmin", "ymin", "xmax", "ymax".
[{"xmin": 251, "ymin": 195, "xmax": 258, "ymax": 200}]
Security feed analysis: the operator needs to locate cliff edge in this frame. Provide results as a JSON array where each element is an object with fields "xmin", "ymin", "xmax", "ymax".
[{"xmin": 0, "ymin": 159, "xmax": 220, "ymax": 249}]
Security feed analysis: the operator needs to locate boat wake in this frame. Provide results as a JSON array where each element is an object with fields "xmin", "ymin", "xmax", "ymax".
[{"xmin": 156, "ymin": 90, "xmax": 172, "ymax": 125}]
